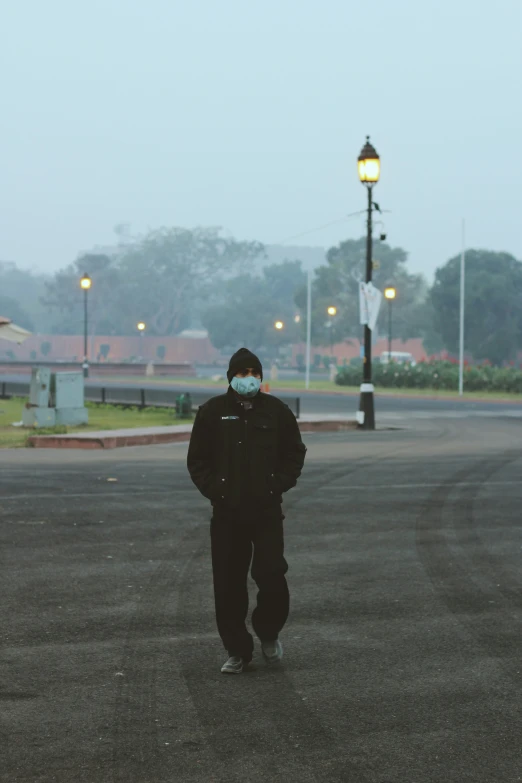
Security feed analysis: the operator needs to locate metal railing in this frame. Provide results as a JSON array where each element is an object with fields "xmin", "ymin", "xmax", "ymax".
[{"xmin": 0, "ymin": 380, "xmax": 301, "ymax": 418}]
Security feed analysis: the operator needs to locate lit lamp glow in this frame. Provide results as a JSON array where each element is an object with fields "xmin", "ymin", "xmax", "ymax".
[
  {"xmin": 274, "ymin": 320, "xmax": 284, "ymax": 330},
  {"xmin": 327, "ymin": 306, "xmax": 337, "ymax": 316},
  {"xmin": 358, "ymin": 137, "xmax": 381, "ymax": 184},
  {"xmin": 384, "ymin": 287, "xmax": 396, "ymax": 300},
  {"xmin": 137, "ymin": 321, "xmax": 146, "ymax": 331},
  {"xmin": 80, "ymin": 274, "xmax": 92, "ymax": 290}
]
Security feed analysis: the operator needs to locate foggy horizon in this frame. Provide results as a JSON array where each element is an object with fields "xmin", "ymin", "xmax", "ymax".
[{"xmin": 1, "ymin": 0, "xmax": 521, "ymax": 282}]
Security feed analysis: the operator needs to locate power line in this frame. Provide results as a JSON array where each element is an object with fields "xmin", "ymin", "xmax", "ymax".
[{"xmin": 273, "ymin": 211, "xmax": 366, "ymax": 246}]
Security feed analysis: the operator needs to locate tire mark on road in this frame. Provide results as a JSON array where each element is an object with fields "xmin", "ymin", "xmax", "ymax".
[
  {"xmin": 415, "ymin": 450, "xmax": 522, "ymax": 683},
  {"xmin": 454, "ymin": 455, "xmax": 522, "ymax": 606},
  {"xmin": 290, "ymin": 421, "xmax": 455, "ymax": 511}
]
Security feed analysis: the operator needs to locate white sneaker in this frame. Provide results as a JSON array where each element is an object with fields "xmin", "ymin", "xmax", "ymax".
[
  {"xmin": 261, "ymin": 639, "xmax": 283, "ymax": 663},
  {"xmin": 221, "ymin": 656, "xmax": 244, "ymax": 674}
]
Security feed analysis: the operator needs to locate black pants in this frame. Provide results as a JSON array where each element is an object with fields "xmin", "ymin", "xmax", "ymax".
[{"xmin": 210, "ymin": 505, "xmax": 289, "ymax": 663}]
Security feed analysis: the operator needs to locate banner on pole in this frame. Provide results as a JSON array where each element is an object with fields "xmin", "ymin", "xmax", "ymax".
[
  {"xmin": 359, "ymin": 281, "xmax": 369, "ymax": 325},
  {"xmin": 359, "ymin": 282, "xmax": 383, "ymax": 331}
]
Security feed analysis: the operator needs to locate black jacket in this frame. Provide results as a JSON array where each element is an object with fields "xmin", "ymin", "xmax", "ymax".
[{"xmin": 187, "ymin": 386, "xmax": 307, "ymax": 510}]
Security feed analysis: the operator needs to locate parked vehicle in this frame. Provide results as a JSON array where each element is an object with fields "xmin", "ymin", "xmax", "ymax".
[{"xmin": 380, "ymin": 351, "xmax": 416, "ymax": 366}]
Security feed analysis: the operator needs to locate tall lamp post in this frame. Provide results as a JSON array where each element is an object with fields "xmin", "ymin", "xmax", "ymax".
[
  {"xmin": 357, "ymin": 136, "xmax": 381, "ymax": 430},
  {"xmin": 137, "ymin": 322, "xmax": 146, "ymax": 361},
  {"xmin": 384, "ymin": 287, "xmax": 396, "ymax": 361},
  {"xmin": 326, "ymin": 305, "xmax": 337, "ymax": 355},
  {"xmin": 80, "ymin": 274, "xmax": 92, "ymax": 378}
]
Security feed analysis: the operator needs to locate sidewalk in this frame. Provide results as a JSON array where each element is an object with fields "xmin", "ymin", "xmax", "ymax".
[{"xmin": 27, "ymin": 414, "xmax": 358, "ymax": 449}]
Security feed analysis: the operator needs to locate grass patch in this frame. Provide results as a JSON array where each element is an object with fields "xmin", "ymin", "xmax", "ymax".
[{"xmin": 0, "ymin": 397, "xmax": 193, "ymax": 449}]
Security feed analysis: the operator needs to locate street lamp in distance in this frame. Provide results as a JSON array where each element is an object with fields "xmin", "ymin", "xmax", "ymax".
[
  {"xmin": 80, "ymin": 274, "xmax": 92, "ymax": 378},
  {"xmin": 274, "ymin": 320, "xmax": 284, "ymax": 330},
  {"xmin": 326, "ymin": 306, "xmax": 337, "ymax": 354},
  {"xmin": 137, "ymin": 321, "xmax": 146, "ymax": 334},
  {"xmin": 357, "ymin": 136, "xmax": 381, "ymax": 430},
  {"xmin": 384, "ymin": 286, "xmax": 396, "ymax": 364}
]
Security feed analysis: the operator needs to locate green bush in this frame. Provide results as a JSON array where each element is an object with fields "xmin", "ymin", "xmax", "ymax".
[{"xmin": 335, "ymin": 360, "xmax": 522, "ymax": 394}]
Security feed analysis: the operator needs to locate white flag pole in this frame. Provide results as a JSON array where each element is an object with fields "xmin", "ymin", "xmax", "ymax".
[
  {"xmin": 458, "ymin": 219, "xmax": 466, "ymax": 396},
  {"xmin": 305, "ymin": 267, "xmax": 312, "ymax": 390},
  {"xmin": 305, "ymin": 268, "xmax": 312, "ymax": 389}
]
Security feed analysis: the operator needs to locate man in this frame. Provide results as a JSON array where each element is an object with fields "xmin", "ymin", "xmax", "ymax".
[{"xmin": 187, "ymin": 347, "xmax": 307, "ymax": 674}]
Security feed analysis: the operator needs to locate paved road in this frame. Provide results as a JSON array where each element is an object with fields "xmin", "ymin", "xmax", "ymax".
[
  {"xmin": 2, "ymin": 372, "xmax": 522, "ymax": 417},
  {"xmin": 1, "ymin": 414, "xmax": 521, "ymax": 782}
]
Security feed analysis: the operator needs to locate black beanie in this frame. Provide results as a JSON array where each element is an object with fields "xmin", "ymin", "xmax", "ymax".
[{"xmin": 227, "ymin": 347, "xmax": 263, "ymax": 383}]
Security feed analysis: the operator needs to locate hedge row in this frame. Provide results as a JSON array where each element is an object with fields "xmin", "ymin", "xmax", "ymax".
[{"xmin": 335, "ymin": 360, "xmax": 522, "ymax": 393}]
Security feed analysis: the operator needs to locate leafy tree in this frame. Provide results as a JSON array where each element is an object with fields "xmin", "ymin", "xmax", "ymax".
[
  {"xmin": 116, "ymin": 227, "xmax": 264, "ymax": 336},
  {"xmin": 0, "ymin": 261, "xmax": 53, "ymax": 332},
  {"xmin": 42, "ymin": 227, "xmax": 264, "ymax": 339},
  {"xmin": 0, "ymin": 294, "xmax": 35, "ymax": 331},
  {"xmin": 430, "ymin": 250, "xmax": 522, "ymax": 365},
  {"xmin": 42, "ymin": 254, "xmax": 122, "ymax": 336},
  {"xmin": 293, "ymin": 237, "xmax": 429, "ymax": 346},
  {"xmin": 201, "ymin": 260, "xmax": 305, "ymax": 357}
]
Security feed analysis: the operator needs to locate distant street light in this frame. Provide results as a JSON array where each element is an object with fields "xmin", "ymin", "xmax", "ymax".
[
  {"xmin": 294, "ymin": 314, "xmax": 301, "ymax": 324},
  {"xmin": 326, "ymin": 305, "xmax": 338, "ymax": 354},
  {"xmin": 80, "ymin": 274, "xmax": 92, "ymax": 378},
  {"xmin": 357, "ymin": 136, "xmax": 380, "ymax": 430},
  {"xmin": 384, "ymin": 286, "xmax": 396, "ymax": 362},
  {"xmin": 274, "ymin": 320, "xmax": 284, "ymax": 330},
  {"xmin": 137, "ymin": 321, "xmax": 146, "ymax": 335}
]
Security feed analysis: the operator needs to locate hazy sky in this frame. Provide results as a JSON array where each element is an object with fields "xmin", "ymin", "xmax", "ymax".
[{"xmin": 1, "ymin": 0, "xmax": 521, "ymax": 281}]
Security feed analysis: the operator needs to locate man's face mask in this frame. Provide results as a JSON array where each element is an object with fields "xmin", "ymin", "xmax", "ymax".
[{"xmin": 230, "ymin": 374, "xmax": 261, "ymax": 397}]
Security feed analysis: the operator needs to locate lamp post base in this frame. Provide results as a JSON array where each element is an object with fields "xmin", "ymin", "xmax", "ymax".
[{"xmin": 357, "ymin": 383, "xmax": 375, "ymax": 430}]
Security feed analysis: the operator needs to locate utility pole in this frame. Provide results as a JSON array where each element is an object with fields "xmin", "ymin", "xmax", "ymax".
[{"xmin": 458, "ymin": 219, "xmax": 466, "ymax": 396}]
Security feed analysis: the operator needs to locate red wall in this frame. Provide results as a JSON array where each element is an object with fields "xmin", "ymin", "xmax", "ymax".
[{"xmin": 2, "ymin": 334, "xmax": 222, "ymax": 364}]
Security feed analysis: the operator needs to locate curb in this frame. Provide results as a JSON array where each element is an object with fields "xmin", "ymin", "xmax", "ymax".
[
  {"xmin": 27, "ymin": 419, "xmax": 358, "ymax": 449},
  {"xmin": 27, "ymin": 431, "xmax": 192, "ymax": 450}
]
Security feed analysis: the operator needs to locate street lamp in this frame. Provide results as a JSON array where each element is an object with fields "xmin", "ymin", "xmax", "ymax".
[
  {"xmin": 357, "ymin": 136, "xmax": 380, "ymax": 430},
  {"xmin": 80, "ymin": 274, "xmax": 92, "ymax": 378},
  {"xmin": 326, "ymin": 305, "xmax": 337, "ymax": 355},
  {"xmin": 384, "ymin": 287, "xmax": 396, "ymax": 363},
  {"xmin": 137, "ymin": 321, "xmax": 146, "ymax": 334},
  {"xmin": 274, "ymin": 320, "xmax": 284, "ymax": 330}
]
